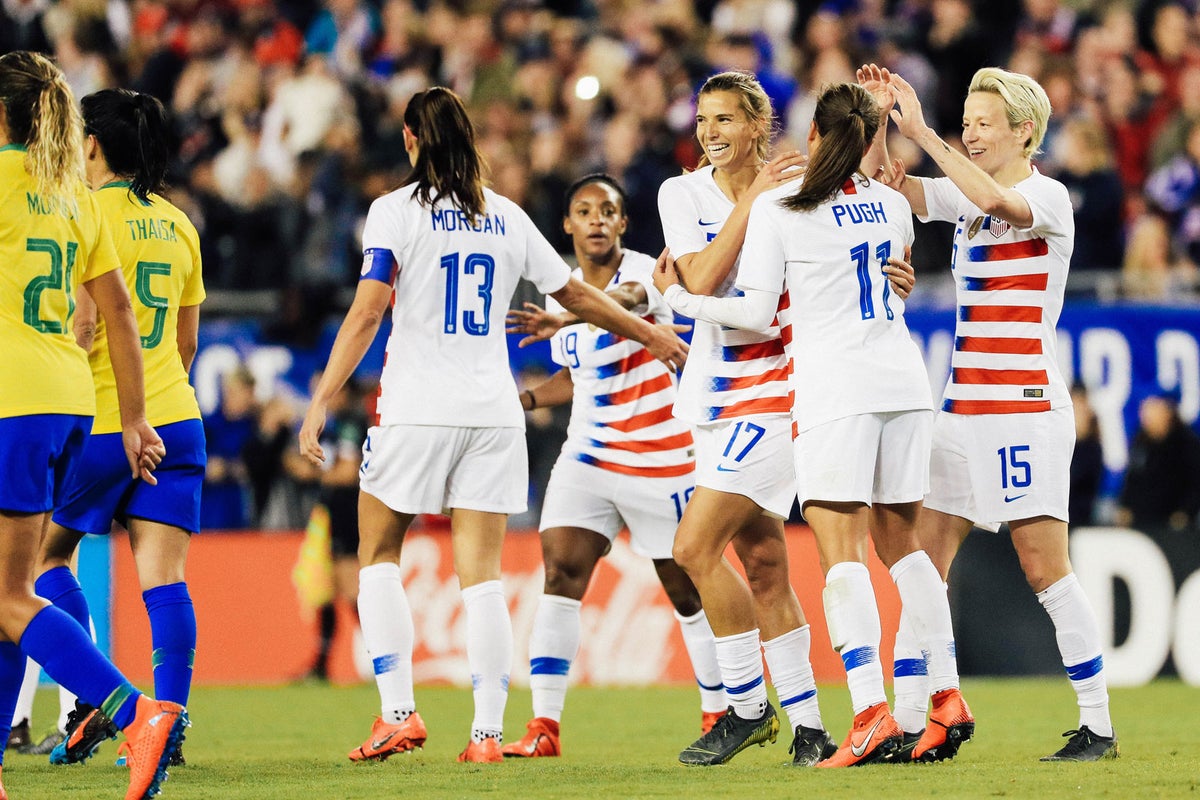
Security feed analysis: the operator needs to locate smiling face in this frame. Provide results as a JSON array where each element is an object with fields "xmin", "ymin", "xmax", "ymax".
[
  {"xmin": 563, "ymin": 180, "xmax": 626, "ymax": 262},
  {"xmin": 961, "ymin": 90, "xmax": 1032, "ymax": 177},
  {"xmin": 695, "ymin": 89, "xmax": 764, "ymax": 173}
]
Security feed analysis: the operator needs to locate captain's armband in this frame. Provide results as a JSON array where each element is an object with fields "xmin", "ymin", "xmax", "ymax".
[{"xmin": 360, "ymin": 248, "xmax": 398, "ymax": 284}]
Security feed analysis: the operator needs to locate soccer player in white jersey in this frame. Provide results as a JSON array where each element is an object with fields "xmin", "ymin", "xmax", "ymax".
[
  {"xmin": 297, "ymin": 87, "xmax": 689, "ymax": 765},
  {"xmin": 865, "ymin": 63, "xmax": 1118, "ymax": 762},
  {"xmin": 655, "ymin": 70, "xmax": 850, "ymax": 768},
  {"xmin": 656, "ymin": 82, "xmax": 971, "ymax": 768},
  {"xmin": 500, "ymin": 174, "xmax": 725, "ymax": 757}
]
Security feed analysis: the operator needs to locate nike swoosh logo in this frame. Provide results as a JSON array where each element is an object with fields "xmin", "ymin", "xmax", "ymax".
[
  {"xmin": 371, "ymin": 732, "xmax": 398, "ymax": 751},
  {"xmin": 698, "ymin": 218, "xmax": 721, "ymax": 226},
  {"xmin": 1004, "ymin": 494, "xmax": 1028, "ymax": 503},
  {"xmin": 850, "ymin": 718, "xmax": 884, "ymax": 758},
  {"xmin": 716, "ymin": 465, "xmax": 739, "ymax": 472}
]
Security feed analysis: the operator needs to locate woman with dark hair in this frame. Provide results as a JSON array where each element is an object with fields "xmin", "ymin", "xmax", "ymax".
[
  {"xmin": 0, "ymin": 52, "xmax": 184, "ymax": 799},
  {"xmin": 299, "ymin": 87, "xmax": 688, "ymax": 764},
  {"xmin": 501, "ymin": 174, "xmax": 724, "ymax": 758},
  {"xmin": 655, "ymin": 81, "xmax": 970, "ymax": 768},
  {"xmin": 32, "ymin": 87, "xmax": 205, "ymax": 769}
]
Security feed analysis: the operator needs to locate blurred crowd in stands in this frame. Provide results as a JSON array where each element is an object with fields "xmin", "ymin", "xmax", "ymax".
[
  {"xmin": 8, "ymin": 0, "xmax": 1200, "ymax": 532},
  {"xmin": 7, "ymin": 0, "xmax": 1200, "ymax": 303}
]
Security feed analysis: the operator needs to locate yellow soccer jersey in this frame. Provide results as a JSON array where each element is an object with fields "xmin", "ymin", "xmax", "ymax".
[
  {"xmin": 89, "ymin": 182, "xmax": 205, "ymax": 434},
  {"xmin": 0, "ymin": 146, "xmax": 120, "ymax": 419}
]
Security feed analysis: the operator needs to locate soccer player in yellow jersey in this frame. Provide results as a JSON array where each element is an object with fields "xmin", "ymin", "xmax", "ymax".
[
  {"xmin": 0, "ymin": 52, "xmax": 185, "ymax": 800},
  {"xmin": 35, "ymin": 88, "xmax": 205, "ymax": 770}
]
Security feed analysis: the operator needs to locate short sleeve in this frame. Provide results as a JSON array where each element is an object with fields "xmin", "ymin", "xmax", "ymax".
[
  {"xmin": 1016, "ymin": 175, "xmax": 1074, "ymax": 240},
  {"xmin": 915, "ymin": 176, "xmax": 962, "ymax": 224},
  {"xmin": 658, "ymin": 177, "xmax": 707, "ymax": 259},
  {"xmin": 735, "ymin": 197, "xmax": 786, "ymax": 294},
  {"xmin": 82, "ymin": 198, "xmax": 122, "ymax": 284},
  {"xmin": 361, "ymin": 195, "xmax": 401, "ymax": 254},
  {"xmin": 179, "ymin": 218, "xmax": 206, "ymax": 306},
  {"xmin": 520, "ymin": 208, "xmax": 572, "ymax": 294}
]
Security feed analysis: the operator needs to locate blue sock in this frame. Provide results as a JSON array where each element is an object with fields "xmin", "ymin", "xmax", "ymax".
[
  {"xmin": 143, "ymin": 582, "xmax": 196, "ymax": 705},
  {"xmin": 0, "ymin": 642, "xmax": 23, "ymax": 766},
  {"xmin": 19, "ymin": 605, "xmax": 141, "ymax": 729},
  {"xmin": 35, "ymin": 565, "xmax": 92, "ymax": 630}
]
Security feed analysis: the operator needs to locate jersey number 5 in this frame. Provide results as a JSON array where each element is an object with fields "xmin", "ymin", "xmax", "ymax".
[
  {"xmin": 136, "ymin": 260, "xmax": 172, "ymax": 348},
  {"xmin": 22, "ymin": 237, "xmax": 77, "ymax": 334},
  {"xmin": 441, "ymin": 251, "xmax": 495, "ymax": 336}
]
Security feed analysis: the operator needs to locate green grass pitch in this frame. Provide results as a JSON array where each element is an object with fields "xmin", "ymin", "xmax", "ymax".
[{"xmin": 5, "ymin": 679, "xmax": 1198, "ymax": 799}]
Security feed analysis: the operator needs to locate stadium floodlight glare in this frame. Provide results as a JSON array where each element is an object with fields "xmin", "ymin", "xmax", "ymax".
[{"xmin": 575, "ymin": 75, "xmax": 600, "ymax": 101}]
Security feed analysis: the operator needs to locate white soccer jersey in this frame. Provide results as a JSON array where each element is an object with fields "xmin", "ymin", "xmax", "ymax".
[
  {"xmin": 658, "ymin": 167, "xmax": 792, "ymax": 425},
  {"xmin": 363, "ymin": 185, "xmax": 572, "ymax": 428},
  {"xmin": 738, "ymin": 177, "xmax": 933, "ymax": 432},
  {"xmin": 919, "ymin": 168, "xmax": 1072, "ymax": 414},
  {"xmin": 547, "ymin": 251, "xmax": 695, "ymax": 478}
]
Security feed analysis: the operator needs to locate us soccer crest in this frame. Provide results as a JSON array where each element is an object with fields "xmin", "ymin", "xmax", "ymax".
[{"xmin": 989, "ymin": 216, "xmax": 1010, "ymax": 237}]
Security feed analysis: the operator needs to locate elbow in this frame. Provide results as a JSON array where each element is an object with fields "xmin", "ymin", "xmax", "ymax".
[
  {"xmin": 75, "ymin": 323, "xmax": 97, "ymax": 353},
  {"xmin": 977, "ymin": 190, "xmax": 1009, "ymax": 218}
]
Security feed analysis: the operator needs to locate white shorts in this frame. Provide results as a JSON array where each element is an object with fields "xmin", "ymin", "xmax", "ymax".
[
  {"xmin": 793, "ymin": 410, "xmax": 932, "ymax": 508},
  {"xmin": 538, "ymin": 456, "xmax": 694, "ymax": 559},
  {"xmin": 925, "ymin": 406, "xmax": 1074, "ymax": 532},
  {"xmin": 693, "ymin": 415, "xmax": 795, "ymax": 520},
  {"xmin": 358, "ymin": 424, "xmax": 527, "ymax": 515}
]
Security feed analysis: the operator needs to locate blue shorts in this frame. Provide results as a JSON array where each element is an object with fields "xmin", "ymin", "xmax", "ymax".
[
  {"xmin": 54, "ymin": 419, "xmax": 206, "ymax": 535},
  {"xmin": 0, "ymin": 415, "xmax": 91, "ymax": 513}
]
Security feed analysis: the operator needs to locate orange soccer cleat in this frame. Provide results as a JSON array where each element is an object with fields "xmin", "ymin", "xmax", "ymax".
[
  {"xmin": 913, "ymin": 688, "xmax": 975, "ymax": 762},
  {"xmin": 0, "ymin": 764, "xmax": 8, "ymax": 800},
  {"xmin": 500, "ymin": 718, "xmax": 560, "ymax": 758},
  {"xmin": 348, "ymin": 713, "xmax": 428, "ymax": 762},
  {"xmin": 701, "ymin": 709, "xmax": 726, "ymax": 734},
  {"xmin": 817, "ymin": 702, "xmax": 903, "ymax": 768},
  {"xmin": 457, "ymin": 737, "xmax": 503, "ymax": 763},
  {"xmin": 122, "ymin": 697, "xmax": 188, "ymax": 800}
]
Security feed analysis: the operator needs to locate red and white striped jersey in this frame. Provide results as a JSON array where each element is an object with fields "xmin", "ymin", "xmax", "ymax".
[
  {"xmin": 546, "ymin": 250, "xmax": 695, "ymax": 478},
  {"xmin": 658, "ymin": 166, "xmax": 792, "ymax": 426},
  {"xmin": 920, "ymin": 169, "xmax": 1072, "ymax": 415}
]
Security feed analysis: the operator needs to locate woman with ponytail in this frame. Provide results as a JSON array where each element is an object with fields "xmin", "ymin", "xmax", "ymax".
[
  {"xmin": 298, "ymin": 86, "xmax": 688, "ymax": 764},
  {"xmin": 0, "ymin": 52, "xmax": 185, "ymax": 799},
  {"xmin": 655, "ymin": 81, "xmax": 972, "ymax": 767},
  {"xmin": 33, "ymin": 87, "xmax": 205, "ymax": 771}
]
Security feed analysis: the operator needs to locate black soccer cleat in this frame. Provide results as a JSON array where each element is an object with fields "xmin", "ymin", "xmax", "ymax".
[
  {"xmin": 21, "ymin": 730, "xmax": 65, "ymax": 756},
  {"xmin": 787, "ymin": 724, "xmax": 837, "ymax": 767},
  {"xmin": 679, "ymin": 704, "xmax": 779, "ymax": 766},
  {"xmin": 48, "ymin": 701, "xmax": 119, "ymax": 765},
  {"xmin": 7, "ymin": 718, "xmax": 30, "ymax": 750},
  {"xmin": 889, "ymin": 730, "xmax": 923, "ymax": 763},
  {"xmin": 1040, "ymin": 726, "xmax": 1119, "ymax": 762}
]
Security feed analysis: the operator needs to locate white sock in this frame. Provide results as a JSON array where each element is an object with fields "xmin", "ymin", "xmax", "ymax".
[
  {"xmin": 12, "ymin": 658, "xmax": 37, "ymax": 726},
  {"xmin": 358, "ymin": 563, "xmax": 415, "ymax": 724},
  {"xmin": 762, "ymin": 625, "xmax": 822, "ymax": 731},
  {"xmin": 890, "ymin": 551, "xmax": 959, "ymax": 694},
  {"xmin": 351, "ymin": 625, "xmax": 373, "ymax": 681},
  {"xmin": 57, "ymin": 683, "xmax": 77, "ymax": 734},
  {"xmin": 462, "ymin": 580, "xmax": 512, "ymax": 742},
  {"xmin": 1037, "ymin": 573, "xmax": 1112, "ymax": 737},
  {"xmin": 675, "ymin": 609, "xmax": 727, "ymax": 714},
  {"xmin": 714, "ymin": 628, "xmax": 767, "ymax": 720},
  {"xmin": 891, "ymin": 607, "xmax": 929, "ymax": 734},
  {"xmin": 823, "ymin": 561, "xmax": 887, "ymax": 714},
  {"xmin": 529, "ymin": 594, "xmax": 581, "ymax": 723}
]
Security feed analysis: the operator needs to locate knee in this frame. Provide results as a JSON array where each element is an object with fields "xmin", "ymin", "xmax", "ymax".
[
  {"xmin": 1016, "ymin": 551, "xmax": 1069, "ymax": 594},
  {"xmin": 542, "ymin": 559, "xmax": 589, "ymax": 599},
  {"xmin": 670, "ymin": 533, "xmax": 709, "ymax": 575}
]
